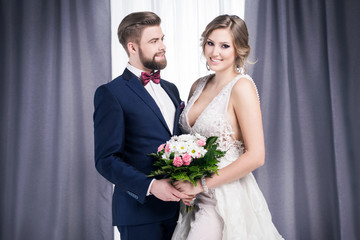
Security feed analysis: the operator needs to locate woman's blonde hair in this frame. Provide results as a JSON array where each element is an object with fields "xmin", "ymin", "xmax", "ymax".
[{"xmin": 201, "ymin": 15, "xmax": 251, "ymax": 72}]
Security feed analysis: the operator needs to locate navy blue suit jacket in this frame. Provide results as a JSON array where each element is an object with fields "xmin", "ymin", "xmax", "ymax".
[{"xmin": 93, "ymin": 68, "xmax": 182, "ymax": 226}]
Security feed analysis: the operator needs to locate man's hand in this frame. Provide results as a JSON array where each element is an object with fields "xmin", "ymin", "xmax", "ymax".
[{"xmin": 150, "ymin": 179, "xmax": 190, "ymax": 202}]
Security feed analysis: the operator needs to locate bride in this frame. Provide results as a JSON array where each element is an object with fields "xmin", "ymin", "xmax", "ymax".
[{"xmin": 172, "ymin": 15, "xmax": 284, "ymax": 239}]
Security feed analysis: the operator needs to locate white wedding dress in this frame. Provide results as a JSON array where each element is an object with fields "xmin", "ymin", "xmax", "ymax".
[{"xmin": 172, "ymin": 74, "xmax": 284, "ymax": 240}]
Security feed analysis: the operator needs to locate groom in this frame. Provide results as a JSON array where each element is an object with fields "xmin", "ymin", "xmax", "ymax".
[{"xmin": 93, "ymin": 11, "xmax": 188, "ymax": 240}]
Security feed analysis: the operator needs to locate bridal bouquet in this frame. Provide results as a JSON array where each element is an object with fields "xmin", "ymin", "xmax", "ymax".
[{"xmin": 148, "ymin": 134, "xmax": 226, "ymax": 186}]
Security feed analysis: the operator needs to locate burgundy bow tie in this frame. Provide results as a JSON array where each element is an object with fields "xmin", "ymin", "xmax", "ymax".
[{"xmin": 141, "ymin": 71, "xmax": 160, "ymax": 86}]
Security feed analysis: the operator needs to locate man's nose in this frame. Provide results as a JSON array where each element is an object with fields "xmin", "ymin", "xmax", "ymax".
[{"xmin": 159, "ymin": 40, "xmax": 166, "ymax": 51}]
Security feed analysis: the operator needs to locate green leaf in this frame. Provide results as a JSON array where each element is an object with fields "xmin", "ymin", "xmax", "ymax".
[
  {"xmin": 172, "ymin": 172, "xmax": 187, "ymax": 180},
  {"xmin": 205, "ymin": 136, "xmax": 218, "ymax": 148},
  {"xmin": 189, "ymin": 166, "xmax": 200, "ymax": 172},
  {"xmin": 207, "ymin": 158, "xmax": 218, "ymax": 165},
  {"xmin": 189, "ymin": 172, "xmax": 202, "ymax": 180},
  {"xmin": 162, "ymin": 165, "xmax": 173, "ymax": 170},
  {"xmin": 148, "ymin": 168, "xmax": 166, "ymax": 177},
  {"xmin": 189, "ymin": 178, "xmax": 198, "ymax": 186}
]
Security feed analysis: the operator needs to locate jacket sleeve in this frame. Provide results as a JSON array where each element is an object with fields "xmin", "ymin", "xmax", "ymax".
[{"xmin": 93, "ymin": 85, "xmax": 152, "ymax": 204}]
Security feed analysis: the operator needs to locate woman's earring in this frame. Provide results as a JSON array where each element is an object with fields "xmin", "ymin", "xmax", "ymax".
[
  {"xmin": 236, "ymin": 65, "xmax": 245, "ymax": 74},
  {"xmin": 206, "ymin": 62, "xmax": 210, "ymax": 71}
]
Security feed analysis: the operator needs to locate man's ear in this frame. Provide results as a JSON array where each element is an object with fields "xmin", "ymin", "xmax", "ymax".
[{"xmin": 127, "ymin": 42, "xmax": 137, "ymax": 55}]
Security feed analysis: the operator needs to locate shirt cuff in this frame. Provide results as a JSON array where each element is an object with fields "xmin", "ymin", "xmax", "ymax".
[{"xmin": 146, "ymin": 179, "xmax": 156, "ymax": 196}]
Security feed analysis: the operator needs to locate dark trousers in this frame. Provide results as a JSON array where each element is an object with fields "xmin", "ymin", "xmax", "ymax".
[{"xmin": 117, "ymin": 215, "xmax": 178, "ymax": 240}]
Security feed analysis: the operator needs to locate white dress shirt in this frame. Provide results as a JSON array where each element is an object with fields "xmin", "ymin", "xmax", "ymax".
[{"xmin": 127, "ymin": 63, "xmax": 176, "ymax": 196}]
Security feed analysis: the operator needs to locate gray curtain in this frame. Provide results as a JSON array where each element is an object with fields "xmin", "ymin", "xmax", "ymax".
[
  {"xmin": 245, "ymin": 0, "xmax": 360, "ymax": 239},
  {"xmin": 0, "ymin": 0, "xmax": 113, "ymax": 239}
]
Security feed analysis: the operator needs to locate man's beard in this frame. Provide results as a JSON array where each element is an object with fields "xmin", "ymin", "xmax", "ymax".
[{"xmin": 139, "ymin": 48, "xmax": 167, "ymax": 71}]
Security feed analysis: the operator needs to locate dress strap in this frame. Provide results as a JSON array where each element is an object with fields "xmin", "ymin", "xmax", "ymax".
[{"xmin": 241, "ymin": 74, "xmax": 260, "ymax": 103}]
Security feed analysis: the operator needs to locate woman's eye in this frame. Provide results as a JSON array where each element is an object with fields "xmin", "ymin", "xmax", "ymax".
[
  {"xmin": 222, "ymin": 44, "xmax": 230, "ymax": 49},
  {"xmin": 207, "ymin": 41, "xmax": 214, "ymax": 46}
]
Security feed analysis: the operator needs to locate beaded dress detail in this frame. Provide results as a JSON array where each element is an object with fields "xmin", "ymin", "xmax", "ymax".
[{"xmin": 172, "ymin": 74, "xmax": 284, "ymax": 240}]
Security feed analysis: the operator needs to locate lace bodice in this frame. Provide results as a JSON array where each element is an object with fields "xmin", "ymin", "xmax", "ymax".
[{"xmin": 179, "ymin": 74, "xmax": 259, "ymax": 168}]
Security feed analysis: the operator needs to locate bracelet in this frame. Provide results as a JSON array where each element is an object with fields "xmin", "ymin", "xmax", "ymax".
[{"xmin": 200, "ymin": 175, "xmax": 209, "ymax": 193}]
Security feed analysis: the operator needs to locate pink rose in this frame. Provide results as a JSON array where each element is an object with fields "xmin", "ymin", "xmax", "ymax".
[
  {"xmin": 182, "ymin": 153, "xmax": 192, "ymax": 165},
  {"xmin": 197, "ymin": 139, "xmax": 206, "ymax": 147},
  {"xmin": 165, "ymin": 144, "xmax": 170, "ymax": 153},
  {"xmin": 173, "ymin": 156, "xmax": 183, "ymax": 167},
  {"xmin": 157, "ymin": 143, "xmax": 165, "ymax": 152}
]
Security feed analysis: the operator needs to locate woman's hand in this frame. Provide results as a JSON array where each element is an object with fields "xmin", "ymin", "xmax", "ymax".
[
  {"xmin": 173, "ymin": 180, "xmax": 203, "ymax": 196},
  {"xmin": 181, "ymin": 195, "xmax": 196, "ymax": 206}
]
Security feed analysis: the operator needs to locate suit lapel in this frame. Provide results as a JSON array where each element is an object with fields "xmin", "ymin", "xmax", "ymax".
[
  {"xmin": 161, "ymin": 81, "xmax": 181, "ymax": 135},
  {"xmin": 123, "ymin": 69, "xmax": 171, "ymax": 134}
]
